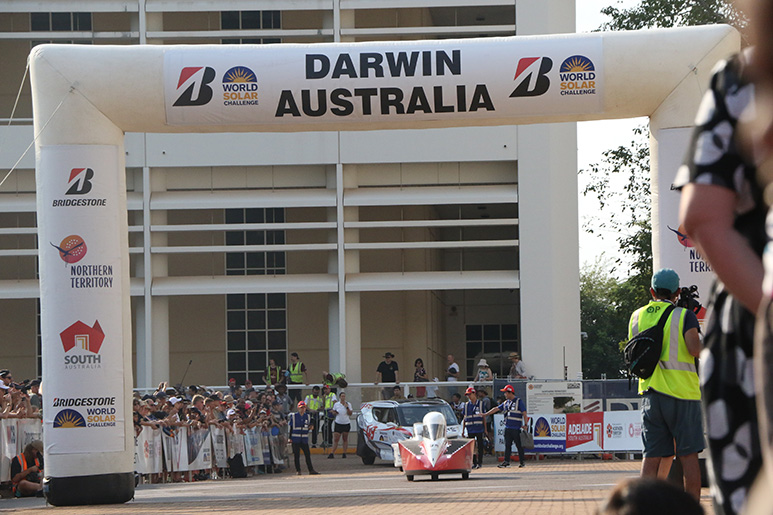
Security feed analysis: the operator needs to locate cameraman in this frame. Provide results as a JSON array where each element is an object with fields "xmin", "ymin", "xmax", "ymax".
[{"xmin": 11, "ymin": 440, "xmax": 43, "ymax": 497}]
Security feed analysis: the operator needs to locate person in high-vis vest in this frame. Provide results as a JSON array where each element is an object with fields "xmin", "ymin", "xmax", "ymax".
[
  {"xmin": 287, "ymin": 352, "xmax": 308, "ymax": 405},
  {"xmin": 485, "ymin": 384, "xmax": 527, "ymax": 468},
  {"xmin": 289, "ymin": 401, "xmax": 319, "ymax": 476},
  {"xmin": 462, "ymin": 386, "xmax": 486, "ymax": 469},
  {"xmin": 321, "ymin": 384, "xmax": 338, "ymax": 447},
  {"xmin": 628, "ymin": 268, "xmax": 703, "ymax": 500},
  {"xmin": 11, "ymin": 440, "xmax": 43, "ymax": 497},
  {"xmin": 304, "ymin": 385, "xmax": 324, "ymax": 447}
]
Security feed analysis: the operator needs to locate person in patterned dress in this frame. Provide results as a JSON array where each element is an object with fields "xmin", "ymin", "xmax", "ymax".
[{"xmin": 676, "ymin": 48, "xmax": 765, "ymax": 514}]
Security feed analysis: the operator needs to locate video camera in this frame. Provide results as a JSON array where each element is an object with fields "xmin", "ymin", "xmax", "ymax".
[{"xmin": 677, "ymin": 284, "xmax": 702, "ymax": 314}]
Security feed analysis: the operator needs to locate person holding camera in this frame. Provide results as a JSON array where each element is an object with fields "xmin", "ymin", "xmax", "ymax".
[
  {"xmin": 11, "ymin": 440, "xmax": 43, "ymax": 497},
  {"xmin": 628, "ymin": 269, "xmax": 703, "ymax": 500}
]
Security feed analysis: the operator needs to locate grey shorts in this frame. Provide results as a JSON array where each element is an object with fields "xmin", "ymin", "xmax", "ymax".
[{"xmin": 641, "ymin": 390, "xmax": 704, "ymax": 457}]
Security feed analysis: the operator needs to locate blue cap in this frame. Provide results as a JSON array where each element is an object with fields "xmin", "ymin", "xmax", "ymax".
[{"xmin": 651, "ymin": 268, "xmax": 680, "ymax": 293}]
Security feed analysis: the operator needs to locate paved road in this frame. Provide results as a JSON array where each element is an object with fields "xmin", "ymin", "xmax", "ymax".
[{"xmin": 2, "ymin": 456, "xmax": 714, "ymax": 514}]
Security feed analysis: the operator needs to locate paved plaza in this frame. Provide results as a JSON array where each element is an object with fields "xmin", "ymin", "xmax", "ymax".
[{"xmin": 0, "ymin": 457, "xmax": 715, "ymax": 514}]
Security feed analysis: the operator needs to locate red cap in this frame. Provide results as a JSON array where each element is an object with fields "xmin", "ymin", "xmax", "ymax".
[
  {"xmin": 297, "ymin": 401, "xmax": 306, "ymax": 408},
  {"xmin": 464, "ymin": 387, "xmax": 476, "ymax": 395},
  {"xmin": 500, "ymin": 385, "xmax": 515, "ymax": 394}
]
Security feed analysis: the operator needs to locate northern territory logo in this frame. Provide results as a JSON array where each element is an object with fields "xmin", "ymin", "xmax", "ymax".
[
  {"xmin": 51, "ymin": 235, "xmax": 87, "ymax": 265},
  {"xmin": 60, "ymin": 320, "xmax": 104, "ymax": 369},
  {"xmin": 53, "ymin": 408, "xmax": 86, "ymax": 428},
  {"xmin": 222, "ymin": 66, "xmax": 259, "ymax": 107},
  {"xmin": 52, "ymin": 167, "xmax": 106, "ymax": 207},
  {"xmin": 173, "ymin": 67, "xmax": 216, "ymax": 107},
  {"xmin": 559, "ymin": 55, "xmax": 596, "ymax": 96},
  {"xmin": 510, "ymin": 57, "xmax": 552, "ymax": 97}
]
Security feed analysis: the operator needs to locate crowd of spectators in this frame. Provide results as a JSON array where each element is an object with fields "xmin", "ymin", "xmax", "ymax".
[{"xmin": 0, "ymin": 370, "xmax": 41, "ymax": 420}]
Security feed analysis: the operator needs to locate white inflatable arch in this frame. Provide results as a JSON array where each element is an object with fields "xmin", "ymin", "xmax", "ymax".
[{"xmin": 30, "ymin": 25, "xmax": 738, "ymax": 504}]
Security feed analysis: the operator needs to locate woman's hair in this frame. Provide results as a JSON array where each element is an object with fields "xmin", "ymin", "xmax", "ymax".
[{"xmin": 414, "ymin": 358, "xmax": 423, "ymax": 366}]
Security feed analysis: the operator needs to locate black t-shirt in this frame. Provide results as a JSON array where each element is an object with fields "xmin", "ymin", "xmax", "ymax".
[{"xmin": 377, "ymin": 361, "xmax": 399, "ymax": 382}]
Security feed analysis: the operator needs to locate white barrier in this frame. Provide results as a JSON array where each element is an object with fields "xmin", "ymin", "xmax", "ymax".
[
  {"xmin": 0, "ymin": 419, "xmax": 44, "ymax": 482},
  {"xmin": 494, "ymin": 411, "xmax": 642, "ymax": 453}
]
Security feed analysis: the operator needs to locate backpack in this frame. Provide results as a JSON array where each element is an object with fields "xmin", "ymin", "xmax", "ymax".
[
  {"xmin": 227, "ymin": 453, "xmax": 247, "ymax": 478},
  {"xmin": 624, "ymin": 304, "xmax": 675, "ymax": 384}
]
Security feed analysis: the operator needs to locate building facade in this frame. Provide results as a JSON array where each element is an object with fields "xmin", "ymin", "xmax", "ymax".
[{"xmin": 0, "ymin": 0, "xmax": 581, "ymax": 388}]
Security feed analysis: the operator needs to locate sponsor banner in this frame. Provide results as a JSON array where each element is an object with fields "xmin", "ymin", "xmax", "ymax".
[
  {"xmin": 164, "ymin": 38, "xmax": 602, "ymax": 126},
  {"xmin": 243, "ymin": 427, "xmax": 264, "ymax": 466},
  {"xmin": 38, "ymin": 145, "xmax": 126, "ymax": 455},
  {"xmin": 211, "ymin": 426, "xmax": 229, "ymax": 469},
  {"xmin": 526, "ymin": 381, "xmax": 582, "ymax": 414},
  {"xmin": 532, "ymin": 414, "xmax": 567, "ymax": 453},
  {"xmin": 657, "ymin": 127, "xmax": 711, "ymax": 325},
  {"xmin": 566, "ymin": 412, "xmax": 604, "ymax": 451},
  {"xmin": 162, "ymin": 426, "xmax": 189, "ymax": 472},
  {"xmin": 188, "ymin": 428, "xmax": 213, "ymax": 470},
  {"xmin": 227, "ymin": 425, "xmax": 246, "ymax": 460},
  {"xmin": 492, "ymin": 414, "xmax": 532, "ymax": 453},
  {"xmin": 603, "ymin": 411, "xmax": 643, "ymax": 452},
  {"xmin": 135, "ymin": 427, "xmax": 163, "ymax": 474},
  {"xmin": 0, "ymin": 419, "xmax": 18, "ymax": 482}
]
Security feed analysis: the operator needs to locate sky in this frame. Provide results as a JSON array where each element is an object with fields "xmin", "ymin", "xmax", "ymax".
[{"xmin": 575, "ymin": 0, "xmax": 646, "ymax": 272}]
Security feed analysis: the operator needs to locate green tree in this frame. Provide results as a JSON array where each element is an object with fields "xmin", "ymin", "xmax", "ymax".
[{"xmin": 599, "ymin": 0, "xmax": 745, "ymax": 31}]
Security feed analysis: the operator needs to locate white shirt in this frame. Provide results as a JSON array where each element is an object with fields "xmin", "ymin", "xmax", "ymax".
[
  {"xmin": 332, "ymin": 401, "xmax": 352, "ymax": 424},
  {"xmin": 447, "ymin": 362, "xmax": 459, "ymax": 381}
]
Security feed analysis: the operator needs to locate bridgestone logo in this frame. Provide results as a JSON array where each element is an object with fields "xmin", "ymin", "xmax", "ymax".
[
  {"xmin": 52, "ymin": 397, "xmax": 116, "ymax": 407},
  {"xmin": 52, "ymin": 198, "xmax": 107, "ymax": 207}
]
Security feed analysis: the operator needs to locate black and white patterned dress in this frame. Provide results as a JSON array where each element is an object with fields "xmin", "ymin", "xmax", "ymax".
[{"xmin": 674, "ymin": 51, "xmax": 766, "ymax": 515}]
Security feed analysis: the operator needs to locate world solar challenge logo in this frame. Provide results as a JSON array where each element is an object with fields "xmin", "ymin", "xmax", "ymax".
[
  {"xmin": 222, "ymin": 66, "xmax": 258, "ymax": 107},
  {"xmin": 559, "ymin": 55, "xmax": 596, "ymax": 96},
  {"xmin": 53, "ymin": 408, "xmax": 86, "ymax": 428}
]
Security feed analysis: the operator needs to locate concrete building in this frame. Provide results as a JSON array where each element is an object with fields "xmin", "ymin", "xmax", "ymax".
[{"xmin": 0, "ymin": 0, "xmax": 581, "ymax": 388}]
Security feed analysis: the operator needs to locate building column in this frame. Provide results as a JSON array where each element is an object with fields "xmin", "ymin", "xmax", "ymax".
[{"xmin": 517, "ymin": 123, "xmax": 582, "ymax": 380}]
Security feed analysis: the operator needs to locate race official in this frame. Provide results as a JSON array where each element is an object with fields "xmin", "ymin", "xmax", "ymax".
[
  {"xmin": 11, "ymin": 440, "xmax": 43, "ymax": 497},
  {"xmin": 289, "ymin": 401, "xmax": 319, "ymax": 475},
  {"xmin": 304, "ymin": 386, "xmax": 324, "ymax": 448},
  {"xmin": 287, "ymin": 352, "xmax": 309, "ymax": 405},
  {"xmin": 629, "ymin": 268, "xmax": 702, "ymax": 499},
  {"xmin": 484, "ymin": 384, "xmax": 527, "ymax": 468},
  {"xmin": 321, "ymin": 385, "xmax": 338, "ymax": 447},
  {"xmin": 462, "ymin": 386, "xmax": 486, "ymax": 469}
]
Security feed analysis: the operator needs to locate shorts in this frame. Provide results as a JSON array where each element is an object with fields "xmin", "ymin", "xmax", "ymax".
[
  {"xmin": 334, "ymin": 423, "xmax": 351, "ymax": 433},
  {"xmin": 641, "ymin": 390, "xmax": 704, "ymax": 457}
]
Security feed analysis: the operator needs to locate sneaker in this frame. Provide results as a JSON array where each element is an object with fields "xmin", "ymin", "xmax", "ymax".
[
  {"xmin": 309, "ymin": 470, "xmax": 320, "ymax": 475},
  {"xmin": 328, "ymin": 453, "xmax": 334, "ymax": 459},
  {"xmin": 312, "ymin": 444, "xmax": 317, "ymax": 448},
  {"xmin": 519, "ymin": 462, "xmax": 525, "ymax": 468},
  {"xmin": 342, "ymin": 453, "xmax": 346, "ymax": 459},
  {"xmin": 497, "ymin": 461, "xmax": 510, "ymax": 468}
]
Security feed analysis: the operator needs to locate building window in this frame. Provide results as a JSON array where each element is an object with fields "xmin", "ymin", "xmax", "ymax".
[
  {"xmin": 221, "ymin": 10, "xmax": 281, "ymax": 45},
  {"xmin": 31, "ymin": 12, "xmax": 92, "ymax": 32},
  {"xmin": 225, "ymin": 208, "xmax": 287, "ymax": 385},
  {"xmin": 465, "ymin": 324, "xmax": 519, "ymax": 380}
]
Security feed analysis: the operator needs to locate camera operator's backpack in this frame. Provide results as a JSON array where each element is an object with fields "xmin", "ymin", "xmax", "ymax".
[{"xmin": 624, "ymin": 304, "xmax": 675, "ymax": 386}]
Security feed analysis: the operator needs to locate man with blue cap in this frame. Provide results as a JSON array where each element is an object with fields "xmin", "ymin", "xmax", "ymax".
[{"xmin": 628, "ymin": 268, "xmax": 702, "ymax": 499}]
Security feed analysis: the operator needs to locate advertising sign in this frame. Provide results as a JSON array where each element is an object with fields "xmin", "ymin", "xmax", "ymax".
[
  {"xmin": 164, "ymin": 38, "xmax": 603, "ymax": 127},
  {"xmin": 603, "ymin": 411, "xmax": 643, "ymax": 452},
  {"xmin": 566, "ymin": 412, "xmax": 604, "ymax": 452},
  {"xmin": 37, "ymin": 145, "xmax": 126, "ymax": 455},
  {"xmin": 532, "ymin": 414, "xmax": 567, "ymax": 453},
  {"xmin": 526, "ymin": 381, "xmax": 582, "ymax": 414}
]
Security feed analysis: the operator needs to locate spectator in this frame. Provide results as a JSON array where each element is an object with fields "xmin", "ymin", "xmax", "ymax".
[
  {"xmin": 628, "ymin": 269, "xmax": 703, "ymax": 500},
  {"xmin": 0, "ymin": 370, "xmax": 12, "ymax": 387},
  {"xmin": 451, "ymin": 393, "xmax": 464, "ymax": 423},
  {"xmin": 321, "ymin": 371, "xmax": 348, "ymax": 388},
  {"xmin": 228, "ymin": 377, "xmax": 237, "ymax": 395},
  {"xmin": 391, "ymin": 385, "xmax": 405, "ymax": 400},
  {"xmin": 321, "ymin": 385, "xmax": 338, "ymax": 447},
  {"xmin": 11, "ymin": 441, "xmax": 43, "ymax": 497},
  {"xmin": 275, "ymin": 384, "xmax": 291, "ymax": 415},
  {"xmin": 413, "ymin": 358, "xmax": 429, "ymax": 397},
  {"xmin": 477, "ymin": 387, "xmax": 493, "ymax": 448},
  {"xmin": 28, "ymin": 379, "xmax": 41, "ymax": 413},
  {"xmin": 446, "ymin": 354, "xmax": 460, "ymax": 382},
  {"xmin": 263, "ymin": 358, "xmax": 284, "ymax": 386},
  {"xmin": 508, "ymin": 353, "xmax": 528, "ymax": 379},
  {"xmin": 475, "ymin": 359, "xmax": 493, "ymax": 382},
  {"xmin": 328, "ymin": 392, "xmax": 352, "ymax": 459},
  {"xmin": 677, "ymin": 43, "xmax": 764, "ymax": 512},
  {"xmin": 375, "ymin": 352, "xmax": 399, "ymax": 400},
  {"xmin": 286, "ymin": 352, "xmax": 309, "ymax": 405},
  {"xmin": 243, "ymin": 378, "xmax": 254, "ymax": 395},
  {"xmin": 597, "ymin": 477, "xmax": 703, "ymax": 515}
]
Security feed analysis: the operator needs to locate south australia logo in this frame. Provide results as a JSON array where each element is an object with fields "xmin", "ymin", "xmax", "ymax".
[
  {"xmin": 60, "ymin": 320, "xmax": 104, "ymax": 369},
  {"xmin": 559, "ymin": 56, "xmax": 596, "ymax": 96},
  {"xmin": 222, "ymin": 66, "xmax": 258, "ymax": 106},
  {"xmin": 173, "ymin": 67, "xmax": 216, "ymax": 107}
]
